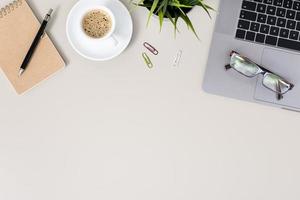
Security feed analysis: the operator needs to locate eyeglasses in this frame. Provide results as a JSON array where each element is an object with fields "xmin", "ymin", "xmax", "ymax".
[{"xmin": 225, "ymin": 51, "xmax": 294, "ymax": 100}]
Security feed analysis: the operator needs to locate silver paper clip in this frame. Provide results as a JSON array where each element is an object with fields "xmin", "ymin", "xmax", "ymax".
[
  {"xmin": 142, "ymin": 52, "xmax": 153, "ymax": 68},
  {"xmin": 173, "ymin": 50, "xmax": 182, "ymax": 67},
  {"xmin": 143, "ymin": 42, "xmax": 159, "ymax": 55}
]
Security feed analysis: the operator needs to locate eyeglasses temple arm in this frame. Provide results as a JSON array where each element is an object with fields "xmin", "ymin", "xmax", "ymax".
[
  {"xmin": 225, "ymin": 64, "xmax": 231, "ymax": 70},
  {"xmin": 276, "ymin": 81, "xmax": 283, "ymax": 100}
]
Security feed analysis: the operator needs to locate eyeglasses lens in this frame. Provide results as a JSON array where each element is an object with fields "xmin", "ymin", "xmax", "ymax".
[
  {"xmin": 230, "ymin": 53, "xmax": 261, "ymax": 77},
  {"xmin": 263, "ymin": 73, "xmax": 291, "ymax": 94}
]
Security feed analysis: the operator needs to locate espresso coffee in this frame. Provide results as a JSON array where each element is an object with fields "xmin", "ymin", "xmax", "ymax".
[{"xmin": 82, "ymin": 9, "xmax": 112, "ymax": 38}]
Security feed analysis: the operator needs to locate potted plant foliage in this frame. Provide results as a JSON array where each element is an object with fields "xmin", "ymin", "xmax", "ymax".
[{"xmin": 133, "ymin": 0, "xmax": 213, "ymax": 38}]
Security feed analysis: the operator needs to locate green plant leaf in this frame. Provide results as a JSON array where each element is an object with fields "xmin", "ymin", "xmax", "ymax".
[
  {"xmin": 146, "ymin": 0, "xmax": 159, "ymax": 26},
  {"xmin": 165, "ymin": 11, "xmax": 179, "ymax": 36},
  {"xmin": 197, "ymin": 1, "xmax": 213, "ymax": 18},
  {"xmin": 179, "ymin": 11, "xmax": 199, "ymax": 39},
  {"xmin": 158, "ymin": 10, "xmax": 164, "ymax": 31},
  {"xmin": 156, "ymin": 0, "xmax": 169, "ymax": 14},
  {"xmin": 133, "ymin": 0, "xmax": 213, "ymax": 38}
]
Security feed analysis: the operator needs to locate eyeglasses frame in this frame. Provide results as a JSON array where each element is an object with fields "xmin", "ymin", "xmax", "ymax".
[{"xmin": 225, "ymin": 51, "xmax": 294, "ymax": 100}]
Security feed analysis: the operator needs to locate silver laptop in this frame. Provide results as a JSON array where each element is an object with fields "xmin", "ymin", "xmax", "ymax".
[{"xmin": 203, "ymin": 0, "xmax": 300, "ymax": 111}]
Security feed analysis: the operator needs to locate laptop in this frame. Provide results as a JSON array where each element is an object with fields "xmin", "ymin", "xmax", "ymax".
[{"xmin": 203, "ymin": 0, "xmax": 300, "ymax": 111}]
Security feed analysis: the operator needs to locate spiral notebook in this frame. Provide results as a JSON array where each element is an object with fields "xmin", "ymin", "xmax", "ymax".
[{"xmin": 0, "ymin": 0, "xmax": 65, "ymax": 94}]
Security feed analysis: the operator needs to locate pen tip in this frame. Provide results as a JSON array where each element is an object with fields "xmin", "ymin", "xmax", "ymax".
[{"xmin": 19, "ymin": 69, "xmax": 24, "ymax": 77}]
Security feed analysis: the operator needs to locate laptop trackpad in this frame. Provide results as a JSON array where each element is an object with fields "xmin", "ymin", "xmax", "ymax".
[{"xmin": 254, "ymin": 48, "xmax": 300, "ymax": 109}]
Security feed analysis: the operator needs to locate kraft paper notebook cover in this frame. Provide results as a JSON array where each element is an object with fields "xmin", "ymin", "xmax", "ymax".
[{"xmin": 0, "ymin": 0, "xmax": 65, "ymax": 94}]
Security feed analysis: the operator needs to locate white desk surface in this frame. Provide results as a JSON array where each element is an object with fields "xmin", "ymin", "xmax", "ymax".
[{"xmin": 1, "ymin": 0, "xmax": 300, "ymax": 200}]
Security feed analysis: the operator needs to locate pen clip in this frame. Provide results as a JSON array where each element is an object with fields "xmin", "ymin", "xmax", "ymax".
[
  {"xmin": 142, "ymin": 52, "xmax": 153, "ymax": 68},
  {"xmin": 143, "ymin": 42, "xmax": 158, "ymax": 55}
]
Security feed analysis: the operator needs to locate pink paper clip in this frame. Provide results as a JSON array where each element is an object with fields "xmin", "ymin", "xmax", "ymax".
[{"xmin": 143, "ymin": 42, "xmax": 159, "ymax": 55}]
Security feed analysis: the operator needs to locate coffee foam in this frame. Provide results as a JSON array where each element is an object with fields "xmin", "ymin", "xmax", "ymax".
[{"xmin": 82, "ymin": 9, "xmax": 112, "ymax": 38}]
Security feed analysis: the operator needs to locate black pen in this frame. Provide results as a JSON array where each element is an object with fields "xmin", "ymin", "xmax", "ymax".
[{"xmin": 19, "ymin": 9, "xmax": 53, "ymax": 76}]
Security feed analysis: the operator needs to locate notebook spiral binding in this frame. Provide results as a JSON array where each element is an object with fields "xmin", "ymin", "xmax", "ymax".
[{"xmin": 0, "ymin": 0, "xmax": 22, "ymax": 19}]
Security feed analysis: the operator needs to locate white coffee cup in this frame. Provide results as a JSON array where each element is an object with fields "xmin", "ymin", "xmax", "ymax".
[{"xmin": 80, "ymin": 6, "xmax": 119, "ymax": 45}]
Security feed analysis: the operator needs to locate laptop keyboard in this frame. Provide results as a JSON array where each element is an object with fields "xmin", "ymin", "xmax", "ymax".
[{"xmin": 236, "ymin": 0, "xmax": 300, "ymax": 52}]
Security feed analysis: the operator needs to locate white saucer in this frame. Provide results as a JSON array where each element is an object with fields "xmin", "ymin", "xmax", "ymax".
[{"xmin": 66, "ymin": 0, "xmax": 133, "ymax": 61}]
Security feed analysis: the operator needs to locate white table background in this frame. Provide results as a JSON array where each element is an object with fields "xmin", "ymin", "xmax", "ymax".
[{"xmin": 1, "ymin": 0, "xmax": 300, "ymax": 200}]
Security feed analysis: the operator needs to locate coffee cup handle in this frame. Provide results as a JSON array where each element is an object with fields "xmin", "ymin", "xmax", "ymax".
[{"xmin": 110, "ymin": 34, "xmax": 119, "ymax": 46}]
